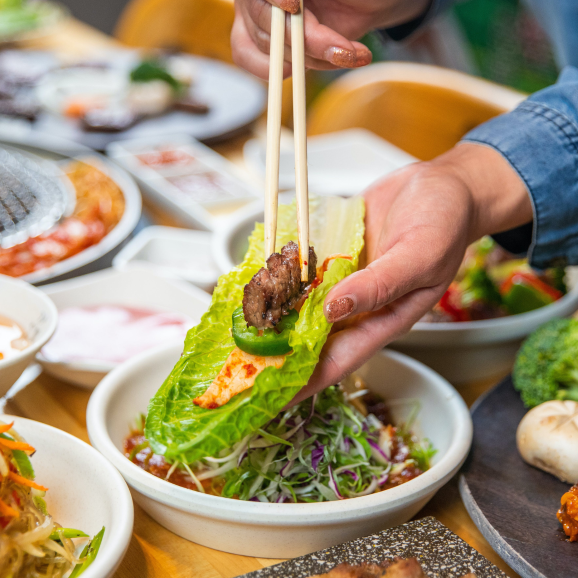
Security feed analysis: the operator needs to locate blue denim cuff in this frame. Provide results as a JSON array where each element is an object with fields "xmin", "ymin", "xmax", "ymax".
[{"xmin": 463, "ymin": 101, "xmax": 578, "ymax": 269}]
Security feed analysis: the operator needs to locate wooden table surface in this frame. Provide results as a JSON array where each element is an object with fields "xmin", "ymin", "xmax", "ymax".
[{"xmin": 7, "ymin": 16, "xmax": 521, "ymax": 578}]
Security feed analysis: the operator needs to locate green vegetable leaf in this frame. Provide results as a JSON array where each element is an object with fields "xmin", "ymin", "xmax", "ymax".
[
  {"xmin": 130, "ymin": 59, "xmax": 183, "ymax": 92},
  {"xmin": 69, "ymin": 527, "xmax": 105, "ymax": 578},
  {"xmin": 49, "ymin": 528, "xmax": 89, "ymax": 541},
  {"xmin": 33, "ymin": 495, "xmax": 47, "ymax": 514},
  {"xmin": 146, "ymin": 196, "xmax": 365, "ymax": 462},
  {"xmin": 0, "ymin": 433, "xmax": 34, "ymax": 479}
]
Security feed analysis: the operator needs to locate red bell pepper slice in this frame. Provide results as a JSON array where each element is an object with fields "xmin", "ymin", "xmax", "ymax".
[
  {"xmin": 438, "ymin": 284, "xmax": 470, "ymax": 322},
  {"xmin": 501, "ymin": 271, "xmax": 562, "ymax": 301}
]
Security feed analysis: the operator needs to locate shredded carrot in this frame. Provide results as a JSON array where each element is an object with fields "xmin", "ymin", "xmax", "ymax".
[
  {"xmin": 0, "ymin": 422, "xmax": 14, "ymax": 435},
  {"xmin": 8, "ymin": 472, "xmax": 47, "ymax": 491},
  {"xmin": 319, "ymin": 254, "xmax": 353, "ymax": 276},
  {"xmin": 0, "ymin": 438, "xmax": 35, "ymax": 452},
  {"xmin": 0, "ymin": 497, "xmax": 18, "ymax": 518}
]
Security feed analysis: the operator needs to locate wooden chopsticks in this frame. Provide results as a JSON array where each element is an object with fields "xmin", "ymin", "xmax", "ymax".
[{"xmin": 264, "ymin": 1, "xmax": 309, "ymax": 283}]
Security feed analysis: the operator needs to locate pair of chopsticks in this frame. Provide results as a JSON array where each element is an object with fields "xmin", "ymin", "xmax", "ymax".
[{"xmin": 264, "ymin": 1, "xmax": 309, "ymax": 283}]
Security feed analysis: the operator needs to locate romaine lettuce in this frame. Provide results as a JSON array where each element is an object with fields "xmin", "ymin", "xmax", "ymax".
[{"xmin": 146, "ymin": 196, "xmax": 365, "ymax": 462}]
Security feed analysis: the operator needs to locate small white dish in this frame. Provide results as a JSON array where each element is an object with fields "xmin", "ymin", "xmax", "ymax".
[
  {"xmin": 37, "ymin": 268, "xmax": 211, "ymax": 388},
  {"xmin": 86, "ymin": 342, "xmax": 472, "ymax": 559},
  {"xmin": 243, "ymin": 128, "xmax": 416, "ymax": 196},
  {"xmin": 0, "ymin": 275, "xmax": 57, "ymax": 397},
  {"xmin": 1, "ymin": 414, "xmax": 134, "ymax": 578},
  {"xmin": 213, "ymin": 203, "xmax": 578, "ymax": 384},
  {"xmin": 112, "ymin": 226, "xmax": 220, "ymax": 291},
  {"xmin": 107, "ymin": 134, "xmax": 261, "ymax": 231}
]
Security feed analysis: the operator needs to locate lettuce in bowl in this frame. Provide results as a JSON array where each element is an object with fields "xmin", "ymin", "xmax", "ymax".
[{"xmin": 146, "ymin": 196, "xmax": 365, "ymax": 463}]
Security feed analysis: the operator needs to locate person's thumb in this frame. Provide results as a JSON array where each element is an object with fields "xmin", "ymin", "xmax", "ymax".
[{"xmin": 323, "ymin": 240, "xmax": 439, "ymax": 323}]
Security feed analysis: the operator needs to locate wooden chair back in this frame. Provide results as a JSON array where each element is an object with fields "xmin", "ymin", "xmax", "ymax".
[
  {"xmin": 307, "ymin": 62, "xmax": 525, "ymax": 160},
  {"xmin": 115, "ymin": 0, "xmax": 235, "ymax": 63}
]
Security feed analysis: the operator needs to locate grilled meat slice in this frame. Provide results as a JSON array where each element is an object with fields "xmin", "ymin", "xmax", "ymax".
[
  {"xmin": 243, "ymin": 240, "xmax": 317, "ymax": 329},
  {"xmin": 310, "ymin": 558, "xmax": 427, "ymax": 578}
]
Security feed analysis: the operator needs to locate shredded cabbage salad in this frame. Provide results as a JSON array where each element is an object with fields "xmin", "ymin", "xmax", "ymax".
[{"xmin": 127, "ymin": 386, "xmax": 436, "ymax": 503}]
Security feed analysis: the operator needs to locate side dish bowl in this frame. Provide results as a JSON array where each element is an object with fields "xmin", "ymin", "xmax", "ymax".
[
  {"xmin": 0, "ymin": 415, "xmax": 134, "ymax": 578},
  {"xmin": 37, "ymin": 267, "xmax": 211, "ymax": 388},
  {"xmin": 213, "ymin": 204, "xmax": 578, "ymax": 384},
  {"xmin": 0, "ymin": 133, "xmax": 142, "ymax": 286},
  {"xmin": 86, "ymin": 342, "xmax": 472, "ymax": 558},
  {"xmin": 0, "ymin": 275, "xmax": 57, "ymax": 397}
]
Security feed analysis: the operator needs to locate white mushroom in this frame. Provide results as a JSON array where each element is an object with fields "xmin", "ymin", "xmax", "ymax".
[{"xmin": 516, "ymin": 400, "xmax": 578, "ymax": 484}]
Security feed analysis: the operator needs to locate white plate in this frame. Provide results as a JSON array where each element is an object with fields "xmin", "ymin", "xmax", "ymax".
[
  {"xmin": 243, "ymin": 128, "xmax": 416, "ymax": 196},
  {"xmin": 212, "ymin": 202, "xmax": 578, "ymax": 384},
  {"xmin": 0, "ymin": 414, "xmax": 133, "ymax": 578},
  {"xmin": 37, "ymin": 267, "xmax": 211, "ymax": 388},
  {"xmin": 112, "ymin": 226, "xmax": 220, "ymax": 291},
  {"xmin": 0, "ymin": 132, "xmax": 142, "ymax": 286},
  {"xmin": 86, "ymin": 343, "xmax": 472, "ymax": 558},
  {"xmin": 0, "ymin": 275, "xmax": 57, "ymax": 397},
  {"xmin": 33, "ymin": 54, "xmax": 266, "ymax": 149}
]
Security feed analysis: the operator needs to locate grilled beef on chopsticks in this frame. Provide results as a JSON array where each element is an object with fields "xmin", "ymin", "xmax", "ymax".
[{"xmin": 243, "ymin": 240, "xmax": 317, "ymax": 329}]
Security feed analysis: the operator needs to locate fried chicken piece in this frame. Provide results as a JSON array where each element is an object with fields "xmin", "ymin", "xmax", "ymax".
[
  {"xmin": 243, "ymin": 241, "xmax": 317, "ymax": 329},
  {"xmin": 310, "ymin": 559, "xmax": 479, "ymax": 578},
  {"xmin": 192, "ymin": 347, "xmax": 285, "ymax": 409},
  {"xmin": 558, "ymin": 484, "xmax": 578, "ymax": 542}
]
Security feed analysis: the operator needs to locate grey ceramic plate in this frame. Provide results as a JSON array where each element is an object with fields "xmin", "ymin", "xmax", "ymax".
[
  {"xmin": 459, "ymin": 377, "xmax": 576, "ymax": 578},
  {"xmin": 237, "ymin": 517, "xmax": 506, "ymax": 578},
  {"xmin": 33, "ymin": 55, "xmax": 266, "ymax": 149}
]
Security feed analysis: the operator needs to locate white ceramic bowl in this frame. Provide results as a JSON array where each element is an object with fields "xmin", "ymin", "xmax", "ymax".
[
  {"xmin": 86, "ymin": 342, "xmax": 472, "ymax": 559},
  {"xmin": 213, "ymin": 204, "xmax": 578, "ymax": 384},
  {"xmin": 112, "ymin": 225, "xmax": 220, "ymax": 291},
  {"xmin": 0, "ymin": 275, "xmax": 57, "ymax": 397},
  {"xmin": 37, "ymin": 267, "xmax": 211, "ymax": 388},
  {"xmin": 0, "ymin": 414, "xmax": 134, "ymax": 578},
  {"xmin": 390, "ymin": 281, "xmax": 578, "ymax": 384}
]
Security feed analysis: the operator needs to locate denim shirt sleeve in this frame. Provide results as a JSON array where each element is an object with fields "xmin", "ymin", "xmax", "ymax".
[{"xmin": 463, "ymin": 66, "xmax": 578, "ymax": 269}]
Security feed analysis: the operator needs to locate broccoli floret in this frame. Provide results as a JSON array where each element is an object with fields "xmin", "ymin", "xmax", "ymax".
[
  {"xmin": 513, "ymin": 318, "xmax": 578, "ymax": 408},
  {"xmin": 461, "ymin": 266, "xmax": 503, "ymax": 306}
]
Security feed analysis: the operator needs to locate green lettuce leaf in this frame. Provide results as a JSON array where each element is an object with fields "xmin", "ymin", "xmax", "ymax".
[{"xmin": 146, "ymin": 196, "xmax": 365, "ymax": 462}]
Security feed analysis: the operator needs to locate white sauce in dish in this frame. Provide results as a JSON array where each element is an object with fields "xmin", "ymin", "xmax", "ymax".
[
  {"xmin": 0, "ymin": 315, "xmax": 30, "ymax": 361},
  {"xmin": 41, "ymin": 305, "xmax": 192, "ymax": 365}
]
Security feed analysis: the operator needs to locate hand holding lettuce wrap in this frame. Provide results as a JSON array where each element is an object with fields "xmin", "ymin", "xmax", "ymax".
[
  {"xmin": 146, "ymin": 196, "xmax": 365, "ymax": 462},
  {"xmin": 295, "ymin": 144, "xmax": 533, "ymax": 404}
]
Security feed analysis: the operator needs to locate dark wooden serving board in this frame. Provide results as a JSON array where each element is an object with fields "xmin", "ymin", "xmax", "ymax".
[
  {"xmin": 459, "ymin": 377, "xmax": 577, "ymax": 578},
  {"xmin": 237, "ymin": 517, "xmax": 506, "ymax": 578}
]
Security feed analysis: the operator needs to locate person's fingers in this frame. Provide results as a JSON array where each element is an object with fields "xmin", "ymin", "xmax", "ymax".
[
  {"xmin": 302, "ymin": 13, "xmax": 372, "ymax": 67},
  {"xmin": 324, "ymin": 232, "xmax": 452, "ymax": 324},
  {"xmin": 242, "ymin": 0, "xmax": 372, "ymax": 68},
  {"xmin": 291, "ymin": 285, "xmax": 444, "ymax": 405},
  {"xmin": 243, "ymin": 16, "xmax": 342, "ymax": 70},
  {"xmin": 231, "ymin": 9, "xmax": 291, "ymax": 79}
]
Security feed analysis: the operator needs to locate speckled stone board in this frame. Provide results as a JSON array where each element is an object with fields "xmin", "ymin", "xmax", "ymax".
[{"xmin": 237, "ymin": 517, "xmax": 506, "ymax": 578}]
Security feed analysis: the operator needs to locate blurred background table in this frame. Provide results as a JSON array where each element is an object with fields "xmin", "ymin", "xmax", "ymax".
[{"xmin": 3, "ymin": 14, "xmax": 522, "ymax": 578}]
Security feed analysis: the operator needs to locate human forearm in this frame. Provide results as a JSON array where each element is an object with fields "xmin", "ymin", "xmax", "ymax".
[{"xmin": 429, "ymin": 143, "xmax": 533, "ymax": 245}]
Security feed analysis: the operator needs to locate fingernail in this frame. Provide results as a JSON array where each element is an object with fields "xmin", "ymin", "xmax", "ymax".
[
  {"xmin": 279, "ymin": 0, "xmax": 299, "ymax": 14},
  {"xmin": 324, "ymin": 46, "xmax": 356, "ymax": 68},
  {"xmin": 325, "ymin": 296, "xmax": 356, "ymax": 323},
  {"xmin": 354, "ymin": 48, "xmax": 372, "ymax": 67}
]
